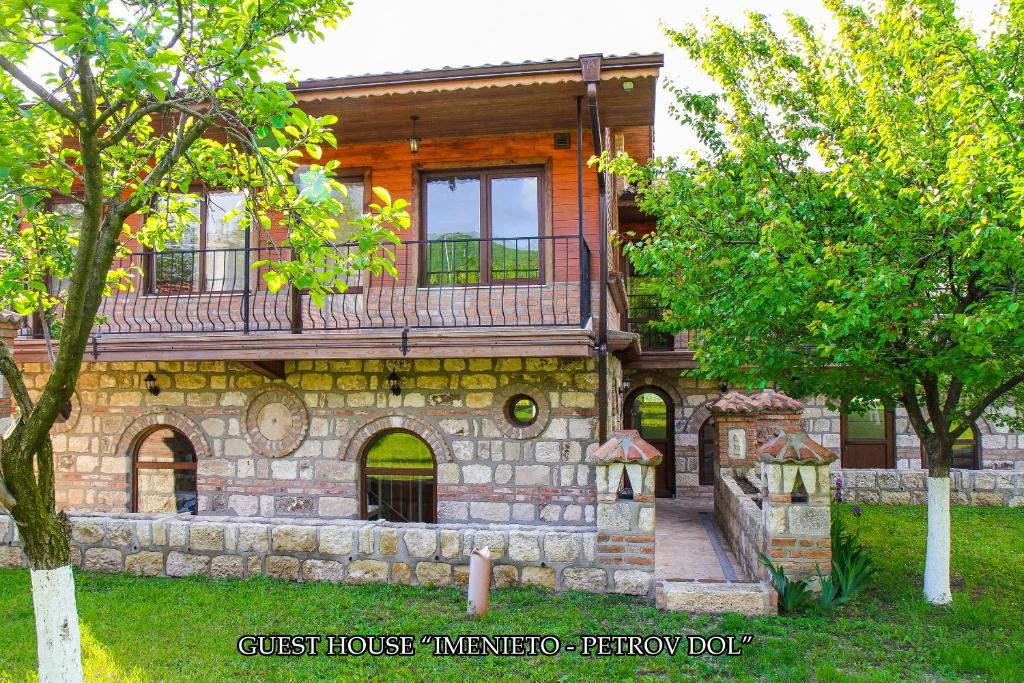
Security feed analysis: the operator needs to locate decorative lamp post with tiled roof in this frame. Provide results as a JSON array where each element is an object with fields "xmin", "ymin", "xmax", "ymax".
[{"xmin": 592, "ymin": 429, "xmax": 661, "ymax": 597}]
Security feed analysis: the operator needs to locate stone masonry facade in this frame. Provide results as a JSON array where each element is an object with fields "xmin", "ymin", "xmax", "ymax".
[
  {"xmin": 26, "ymin": 357, "xmax": 602, "ymax": 526},
  {"xmin": 0, "ymin": 513, "xmax": 653, "ymax": 596}
]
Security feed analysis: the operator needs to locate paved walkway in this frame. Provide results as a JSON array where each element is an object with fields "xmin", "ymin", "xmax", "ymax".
[{"xmin": 655, "ymin": 498, "xmax": 745, "ymax": 581}]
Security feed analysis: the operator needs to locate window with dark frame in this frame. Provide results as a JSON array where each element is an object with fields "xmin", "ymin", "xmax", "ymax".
[
  {"xmin": 361, "ymin": 431, "xmax": 436, "ymax": 523},
  {"xmin": 422, "ymin": 168, "xmax": 543, "ymax": 285},
  {"xmin": 47, "ymin": 201, "xmax": 84, "ymax": 296},
  {"xmin": 147, "ymin": 191, "xmax": 248, "ymax": 294},
  {"xmin": 292, "ymin": 166, "xmax": 369, "ymax": 294},
  {"xmin": 132, "ymin": 426, "xmax": 198, "ymax": 515},
  {"xmin": 921, "ymin": 423, "xmax": 981, "ymax": 470}
]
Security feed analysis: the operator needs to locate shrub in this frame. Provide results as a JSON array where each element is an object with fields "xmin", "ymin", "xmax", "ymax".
[
  {"xmin": 759, "ymin": 553, "xmax": 813, "ymax": 614},
  {"xmin": 829, "ymin": 515, "xmax": 876, "ymax": 601}
]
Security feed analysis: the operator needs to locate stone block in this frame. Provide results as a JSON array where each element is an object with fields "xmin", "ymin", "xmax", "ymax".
[
  {"xmin": 515, "ymin": 465, "xmax": 551, "ymax": 486},
  {"xmin": 166, "ymin": 551, "xmax": 210, "ymax": 577},
  {"xmin": 237, "ymin": 525, "xmax": 270, "ymax": 553},
  {"xmin": 454, "ymin": 565, "xmax": 470, "ymax": 586},
  {"xmin": 492, "ymin": 565, "xmax": 519, "ymax": 589},
  {"xmin": 462, "ymin": 465, "xmax": 492, "ymax": 484},
  {"xmin": 303, "ymin": 559, "xmax": 345, "ymax": 583},
  {"xmin": 72, "ymin": 519, "xmax": 106, "ymax": 545},
  {"xmin": 562, "ymin": 568, "xmax": 607, "ymax": 592},
  {"xmin": 613, "ymin": 570, "xmax": 653, "ymax": 596},
  {"xmin": 211, "ymin": 555, "xmax": 245, "ymax": 579},
  {"xmin": 0, "ymin": 546, "xmax": 25, "ymax": 568},
  {"xmin": 596, "ymin": 502, "xmax": 630, "ymax": 532},
  {"xmin": 266, "ymin": 555, "xmax": 301, "ymax": 581},
  {"xmin": 787, "ymin": 505, "xmax": 830, "ymax": 536},
  {"xmin": 319, "ymin": 526, "xmax": 354, "ymax": 556},
  {"xmin": 440, "ymin": 530, "xmax": 461, "ymax": 559},
  {"xmin": 438, "ymin": 501, "xmax": 469, "ymax": 522},
  {"xmin": 415, "ymin": 562, "xmax": 453, "ymax": 586},
  {"xmin": 404, "ymin": 528, "xmax": 437, "ymax": 558},
  {"xmin": 521, "ymin": 566, "xmax": 556, "ymax": 590},
  {"xmin": 380, "ymin": 529, "xmax": 399, "ymax": 556},
  {"xmin": 125, "ymin": 551, "xmax": 164, "ymax": 577},
  {"xmin": 189, "ymin": 524, "xmax": 225, "ymax": 552},
  {"xmin": 544, "ymin": 533, "xmax": 581, "ymax": 563},
  {"xmin": 347, "ymin": 560, "xmax": 389, "ymax": 584},
  {"xmin": 272, "ymin": 525, "xmax": 317, "ymax": 553},
  {"xmin": 84, "ymin": 548, "xmax": 124, "ymax": 573},
  {"xmin": 437, "ymin": 463, "xmax": 460, "ymax": 484},
  {"xmin": 508, "ymin": 531, "xmax": 541, "ymax": 562},
  {"xmin": 473, "ymin": 530, "xmax": 506, "ymax": 559},
  {"xmin": 470, "ymin": 502, "xmax": 510, "ymax": 522}
]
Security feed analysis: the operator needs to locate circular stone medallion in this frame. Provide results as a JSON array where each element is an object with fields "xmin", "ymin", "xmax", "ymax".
[{"xmin": 243, "ymin": 387, "xmax": 309, "ymax": 458}]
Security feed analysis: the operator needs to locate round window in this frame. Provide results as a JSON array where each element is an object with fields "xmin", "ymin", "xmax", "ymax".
[{"xmin": 506, "ymin": 395, "xmax": 539, "ymax": 427}]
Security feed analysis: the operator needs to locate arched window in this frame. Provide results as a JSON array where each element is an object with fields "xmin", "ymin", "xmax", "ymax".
[
  {"xmin": 921, "ymin": 423, "xmax": 981, "ymax": 470},
  {"xmin": 132, "ymin": 427, "xmax": 198, "ymax": 514},
  {"xmin": 361, "ymin": 431, "xmax": 436, "ymax": 523}
]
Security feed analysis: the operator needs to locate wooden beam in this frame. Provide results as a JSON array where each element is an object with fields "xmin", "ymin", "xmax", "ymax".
[{"xmin": 237, "ymin": 360, "xmax": 287, "ymax": 380}]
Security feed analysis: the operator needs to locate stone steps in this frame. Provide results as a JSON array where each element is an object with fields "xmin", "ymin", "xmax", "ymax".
[{"xmin": 656, "ymin": 579, "xmax": 776, "ymax": 616}]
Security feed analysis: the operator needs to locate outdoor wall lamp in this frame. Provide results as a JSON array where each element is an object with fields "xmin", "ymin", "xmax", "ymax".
[
  {"xmin": 618, "ymin": 375, "xmax": 631, "ymax": 395},
  {"xmin": 144, "ymin": 373, "xmax": 161, "ymax": 396},
  {"xmin": 407, "ymin": 115, "xmax": 421, "ymax": 154},
  {"xmin": 387, "ymin": 371, "xmax": 402, "ymax": 396}
]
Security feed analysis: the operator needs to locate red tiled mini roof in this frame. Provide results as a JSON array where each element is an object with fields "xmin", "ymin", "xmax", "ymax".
[
  {"xmin": 756, "ymin": 426, "xmax": 837, "ymax": 465},
  {"xmin": 711, "ymin": 389, "xmax": 804, "ymax": 414},
  {"xmin": 593, "ymin": 429, "xmax": 663, "ymax": 465}
]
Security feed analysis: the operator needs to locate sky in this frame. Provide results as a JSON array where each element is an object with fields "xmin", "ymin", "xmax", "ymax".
[{"xmin": 277, "ymin": 0, "xmax": 1000, "ymax": 156}]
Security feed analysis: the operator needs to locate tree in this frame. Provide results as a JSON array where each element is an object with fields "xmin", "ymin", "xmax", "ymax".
[
  {"xmin": 0, "ymin": 1, "xmax": 408, "ymax": 679},
  {"xmin": 602, "ymin": 0, "xmax": 1023, "ymax": 605}
]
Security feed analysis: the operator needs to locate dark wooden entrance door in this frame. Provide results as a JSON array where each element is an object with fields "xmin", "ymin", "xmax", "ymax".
[
  {"xmin": 841, "ymin": 407, "xmax": 895, "ymax": 469},
  {"xmin": 698, "ymin": 419, "xmax": 717, "ymax": 485},
  {"xmin": 624, "ymin": 387, "xmax": 675, "ymax": 497}
]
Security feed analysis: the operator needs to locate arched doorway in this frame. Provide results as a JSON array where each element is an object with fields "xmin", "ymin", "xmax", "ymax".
[
  {"xmin": 132, "ymin": 426, "xmax": 198, "ymax": 514},
  {"xmin": 698, "ymin": 418, "xmax": 717, "ymax": 486},
  {"xmin": 361, "ymin": 431, "xmax": 437, "ymax": 523},
  {"xmin": 921, "ymin": 423, "xmax": 982, "ymax": 470},
  {"xmin": 624, "ymin": 387, "xmax": 675, "ymax": 497}
]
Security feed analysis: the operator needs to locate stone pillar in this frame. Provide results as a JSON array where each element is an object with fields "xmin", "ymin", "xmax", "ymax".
[
  {"xmin": 593, "ymin": 430, "xmax": 659, "ymax": 596},
  {"xmin": 757, "ymin": 425, "xmax": 836, "ymax": 581},
  {"xmin": 710, "ymin": 392, "xmax": 760, "ymax": 473}
]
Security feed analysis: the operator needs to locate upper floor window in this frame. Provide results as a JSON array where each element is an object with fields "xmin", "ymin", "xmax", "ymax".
[
  {"xmin": 148, "ymin": 191, "xmax": 248, "ymax": 294},
  {"xmin": 47, "ymin": 201, "xmax": 84, "ymax": 296},
  {"xmin": 841, "ymin": 403, "xmax": 895, "ymax": 469},
  {"xmin": 294, "ymin": 167, "xmax": 369, "ymax": 292},
  {"xmin": 422, "ymin": 168, "xmax": 543, "ymax": 285}
]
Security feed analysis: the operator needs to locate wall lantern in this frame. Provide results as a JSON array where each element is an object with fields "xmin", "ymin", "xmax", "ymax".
[
  {"xmin": 387, "ymin": 371, "xmax": 402, "ymax": 396},
  {"xmin": 144, "ymin": 373, "xmax": 161, "ymax": 396},
  {"xmin": 407, "ymin": 115, "xmax": 421, "ymax": 154},
  {"xmin": 618, "ymin": 375, "xmax": 632, "ymax": 395}
]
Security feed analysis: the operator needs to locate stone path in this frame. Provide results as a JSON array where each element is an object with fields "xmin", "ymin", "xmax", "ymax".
[{"xmin": 654, "ymin": 498, "xmax": 745, "ymax": 581}]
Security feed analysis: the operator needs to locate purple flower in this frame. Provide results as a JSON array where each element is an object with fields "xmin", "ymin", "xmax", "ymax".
[
  {"xmin": 834, "ymin": 489, "xmax": 843, "ymax": 503},
  {"xmin": 852, "ymin": 506, "xmax": 862, "ymax": 517},
  {"xmin": 835, "ymin": 477, "xmax": 843, "ymax": 489}
]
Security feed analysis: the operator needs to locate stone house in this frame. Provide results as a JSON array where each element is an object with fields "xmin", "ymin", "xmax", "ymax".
[{"xmin": 12, "ymin": 53, "xmax": 1023, "ymax": 529}]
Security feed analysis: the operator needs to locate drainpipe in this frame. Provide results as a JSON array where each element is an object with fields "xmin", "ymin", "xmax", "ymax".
[{"xmin": 580, "ymin": 54, "xmax": 608, "ymax": 444}]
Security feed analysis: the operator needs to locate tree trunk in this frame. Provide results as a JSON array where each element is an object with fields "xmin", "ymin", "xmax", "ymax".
[
  {"xmin": 923, "ymin": 436, "xmax": 953, "ymax": 605},
  {"xmin": 31, "ymin": 565, "xmax": 83, "ymax": 683}
]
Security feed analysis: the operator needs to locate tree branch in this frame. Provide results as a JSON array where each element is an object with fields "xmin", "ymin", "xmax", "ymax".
[
  {"xmin": 964, "ymin": 373, "xmax": 1024, "ymax": 428},
  {"xmin": 0, "ymin": 54, "xmax": 81, "ymax": 124}
]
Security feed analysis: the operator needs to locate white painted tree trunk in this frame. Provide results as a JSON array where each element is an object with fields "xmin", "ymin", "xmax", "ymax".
[
  {"xmin": 31, "ymin": 565, "xmax": 83, "ymax": 683},
  {"xmin": 923, "ymin": 476, "xmax": 952, "ymax": 605}
]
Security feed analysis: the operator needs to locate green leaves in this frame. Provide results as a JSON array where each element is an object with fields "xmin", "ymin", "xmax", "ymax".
[{"xmin": 603, "ymin": 0, "xmax": 1024, "ymax": 449}]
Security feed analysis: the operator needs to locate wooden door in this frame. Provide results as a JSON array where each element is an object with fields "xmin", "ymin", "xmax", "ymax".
[
  {"xmin": 841, "ymin": 407, "xmax": 895, "ymax": 469},
  {"xmin": 624, "ymin": 388, "xmax": 675, "ymax": 497}
]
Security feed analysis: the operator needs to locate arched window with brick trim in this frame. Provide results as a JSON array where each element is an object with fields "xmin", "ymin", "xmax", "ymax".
[
  {"xmin": 132, "ymin": 426, "xmax": 198, "ymax": 514},
  {"xmin": 361, "ymin": 430, "xmax": 436, "ymax": 523}
]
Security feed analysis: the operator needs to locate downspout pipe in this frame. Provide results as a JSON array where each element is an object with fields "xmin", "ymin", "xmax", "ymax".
[{"xmin": 580, "ymin": 54, "xmax": 609, "ymax": 444}]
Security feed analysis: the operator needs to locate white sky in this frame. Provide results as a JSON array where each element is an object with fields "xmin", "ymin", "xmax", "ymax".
[{"xmin": 279, "ymin": 0, "xmax": 999, "ymax": 156}]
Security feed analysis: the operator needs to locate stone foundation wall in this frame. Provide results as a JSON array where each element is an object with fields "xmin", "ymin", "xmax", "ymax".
[
  {"xmin": 25, "ymin": 357, "xmax": 600, "ymax": 526},
  {"xmin": 713, "ymin": 471, "xmax": 767, "ymax": 581},
  {"xmin": 834, "ymin": 469, "xmax": 1024, "ymax": 506},
  {"xmin": 0, "ymin": 513, "xmax": 653, "ymax": 596}
]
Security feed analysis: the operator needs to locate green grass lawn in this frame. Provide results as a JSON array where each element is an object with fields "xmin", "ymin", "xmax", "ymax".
[{"xmin": 1, "ymin": 504, "xmax": 1022, "ymax": 682}]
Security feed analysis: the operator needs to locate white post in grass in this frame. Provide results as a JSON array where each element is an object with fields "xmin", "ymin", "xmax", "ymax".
[
  {"xmin": 31, "ymin": 565, "xmax": 83, "ymax": 683},
  {"xmin": 923, "ymin": 476, "xmax": 953, "ymax": 605}
]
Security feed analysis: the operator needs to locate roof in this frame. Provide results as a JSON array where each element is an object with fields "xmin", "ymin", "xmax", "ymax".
[
  {"xmin": 593, "ymin": 429, "xmax": 664, "ymax": 465},
  {"xmin": 756, "ymin": 426, "xmax": 837, "ymax": 465},
  {"xmin": 291, "ymin": 53, "xmax": 665, "ymax": 94},
  {"xmin": 711, "ymin": 389, "xmax": 805, "ymax": 415}
]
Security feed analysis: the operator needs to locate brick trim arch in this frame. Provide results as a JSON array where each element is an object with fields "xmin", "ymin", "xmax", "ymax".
[
  {"xmin": 342, "ymin": 413, "xmax": 452, "ymax": 463},
  {"xmin": 683, "ymin": 401, "xmax": 716, "ymax": 434},
  {"xmin": 622, "ymin": 372, "xmax": 685, "ymax": 408},
  {"xmin": 115, "ymin": 410, "xmax": 212, "ymax": 460}
]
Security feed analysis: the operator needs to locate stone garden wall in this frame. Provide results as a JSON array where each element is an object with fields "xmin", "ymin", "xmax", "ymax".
[
  {"xmin": 0, "ymin": 513, "xmax": 654, "ymax": 596},
  {"xmin": 833, "ymin": 468, "xmax": 1024, "ymax": 506},
  {"xmin": 24, "ymin": 357, "xmax": 601, "ymax": 526},
  {"xmin": 713, "ymin": 471, "xmax": 767, "ymax": 582}
]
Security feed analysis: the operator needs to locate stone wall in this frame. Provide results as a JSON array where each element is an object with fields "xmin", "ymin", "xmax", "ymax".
[
  {"xmin": 25, "ymin": 357, "xmax": 601, "ymax": 526},
  {"xmin": 834, "ymin": 468, "xmax": 1024, "ymax": 506},
  {"xmin": 713, "ymin": 471, "xmax": 767, "ymax": 581},
  {"xmin": 0, "ymin": 513, "xmax": 653, "ymax": 596}
]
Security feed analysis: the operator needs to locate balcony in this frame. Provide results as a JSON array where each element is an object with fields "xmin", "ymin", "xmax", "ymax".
[
  {"xmin": 623, "ymin": 293, "xmax": 695, "ymax": 369},
  {"xmin": 17, "ymin": 236, "xmax": 594, "ymax": 362}
]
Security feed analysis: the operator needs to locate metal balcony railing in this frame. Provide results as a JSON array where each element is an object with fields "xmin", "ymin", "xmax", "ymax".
[
  {"xmin": 23, "ymin": 235, "xmax": 592, "ymax": 337},
  {"xmin": 625, "ymin": 293, "xmax": 691, "ymax": 352}
]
